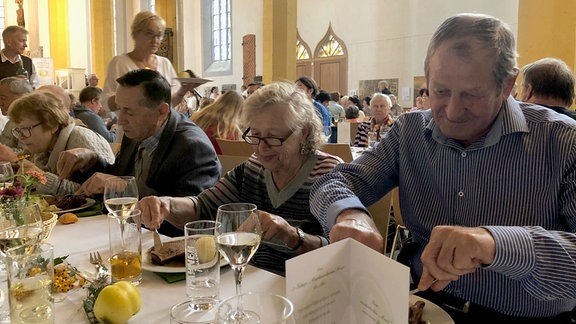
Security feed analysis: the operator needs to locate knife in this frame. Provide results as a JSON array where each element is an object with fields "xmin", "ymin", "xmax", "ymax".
[{"xmin": 153, "ymin": 229, "xmax": 163, "ymax": 251}]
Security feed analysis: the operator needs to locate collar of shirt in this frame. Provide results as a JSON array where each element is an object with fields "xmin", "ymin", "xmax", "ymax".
[
  {"xmin": 137, "ymin": 116, "xmax": 169, "ymax": 157},
  {"xmin": 427, "ymin": 96, "xmax": 529, "ymax": 149},
  {"xmin": 0, "ymin": 50, "xmax": 21, "ymax": 64}
]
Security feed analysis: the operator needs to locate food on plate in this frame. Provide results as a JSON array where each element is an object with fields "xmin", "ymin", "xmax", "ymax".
[
  {"xmin": 58, "ymin": 212, "xmax": 78, "ymax": 225},
  {"xmin": 44, "ymin": 194, "xmax": 87, "ymax": 210},
  {"xmin": 409, "ymin": 300, "xmax": 426, "ymax": 324},
  {"xmin": 149, "ymin": 239, "xmax": 185, "ymax": 266},
  {"xmin": 93, "ymin": 281, "xmax": 141, "ymax": 324}
]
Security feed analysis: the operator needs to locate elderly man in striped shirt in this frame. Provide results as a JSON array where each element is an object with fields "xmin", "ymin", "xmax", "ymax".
[{"xmin": 311, "ymin": 13, "xmax": 576, "ymax": 323}]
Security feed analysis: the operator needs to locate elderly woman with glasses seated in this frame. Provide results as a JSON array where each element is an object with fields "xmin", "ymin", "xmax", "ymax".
[
  {"xmin": 138, "ymin": 82, "xmax": 342, "ymax": 275},
  {"xmin": 0, "ymin": 92, "xmax": 115, "ymax": 195}
]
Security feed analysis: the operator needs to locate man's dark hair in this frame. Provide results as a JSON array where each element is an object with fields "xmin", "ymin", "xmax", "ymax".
[
  {"xmin": 116, "ymin": 69, "xmax": 171, "ymax": 108},
  {"xmin": 345, "ymin": 106, "xmax": 359, "ymax": 119},
  {"xmin": 315, "ymin": 91, "xmax": 330, "ymax": 104},
  {"xmin": 79, "ymin": 86, "xmax": 102, "ymax": 103}
]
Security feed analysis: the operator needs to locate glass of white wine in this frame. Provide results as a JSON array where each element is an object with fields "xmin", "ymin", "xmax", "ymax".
[
  {"xmin": 0, "ymin": 162, "xmax": 14, "ymax": 190},
  {"xmin": 103, "ymin": 176, "xmax": 138, "ymax": 218},
  {"xmin": 215, "ymin": 203, "xmax": 261, "ymax": 323}
]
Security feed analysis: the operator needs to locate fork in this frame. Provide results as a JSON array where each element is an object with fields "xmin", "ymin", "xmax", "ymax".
[{"xmin": 89, "ymin": 251, "xmax": 103, "ymax": 272}]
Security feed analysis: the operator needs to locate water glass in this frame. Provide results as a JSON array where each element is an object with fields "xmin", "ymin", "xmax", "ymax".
[
  {"xmin": 216, "ymin": 293, "xmax": 295, "ymax": 324},
  {"xmin": 6, "ymin": 243, "xmax": 54, "ymax": 324},
  {"xmin": 108, "ymin": 209, "xmax": 142, "ymax": 285},
  {"xmin": 170, "ymin": 297, "xmax": 219, "ymax": 324},
  {"xmin": 367, "ymin": 131, "xmax": 377, "ymax": 148},
  {"xmin": 184, "ymin": 220, "xmax": 220, "ymax": 300}
]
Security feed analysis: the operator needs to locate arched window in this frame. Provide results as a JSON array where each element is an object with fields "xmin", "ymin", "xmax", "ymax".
[
  {"xmin": 202, "ymin": 0, "xmax": 232, "ymax": 76},
  {"xmin": 296, "ymin": 31, "xmax": 311, "ymax": 60},
  {"xmin": 315, "ymin": 24, "xmax": 346, "ymax": 58}
]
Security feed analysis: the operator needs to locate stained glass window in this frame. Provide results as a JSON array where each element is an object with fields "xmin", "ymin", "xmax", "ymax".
[{"xmin": 318, "ymin": 34, "xmax": 344, "ymax": 57}]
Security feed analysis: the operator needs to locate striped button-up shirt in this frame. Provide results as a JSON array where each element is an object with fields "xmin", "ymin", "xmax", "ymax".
[{"xmin": 310, "ymin": 97, "xmax": 576, "ymax": 317}]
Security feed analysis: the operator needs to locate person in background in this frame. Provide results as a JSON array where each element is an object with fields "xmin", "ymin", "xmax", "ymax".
[
  {"xmin": 520, "ymin": 57, "xmax": 576, "ymax": 120},
  {"xmin": 0, "ymin": 26, "xmax": 38, "ymax": 87},
  {"xmin": 389, "ymin": 94, "xmax": 403, "ymax": 117},
  {"xmin": 209, "ymin": 86, "xmax": 219, "ymax": 100},
  {"xmin": 362, "ymin": 96, "xmax": 372, "ymax": 117},
  {"xmin": 328, "ymin": 92, "xmax": 345, "ymax": 120},
  {"xmin": 0, "ymin": 76, "xmax": 32, "ymax": 133},
  {"xmin": 240, "ymin": 84, "xmax": 247, "ymax": 97},
  {"xmin": 315, "ymin": 91, "xmax": 331, "ymax": 112},
  {"xmin": 137, "ymin": 82, "xmax": 342, "ymax": 275},
  {"xmin": 246, "ymin": 81, "xmax": 264, "ymax": 97},
  {"xmin": 311, "ymin": 13, "xmax": 576, "ymax": 322},
  {"xmin": 378, "ymin": 80, "xmax": 392, "ymax": 95},
  {"xmin": 0, "ymin": 92, "xmax": 114, "ymax": 195},
  {"xmin": 87, "ymin": 73, "xmax": 99, "ymax": 87},
  {"xmin": 420, "ymin": 87, "xmax": 430, "ymax": 109},
  {"xmin": 349, "ymin": 96, "xmax": 365, "ymax": 120},
  {"xmin": 345, "ymin": 105, "xmax": 361, "ymax": 123},
  {"xmin": 295, "ymin": 76, "xmax": 331, "ymax": 137},
  {"xmin": 198, "ymin": 97, "xmax": 214, "ymax": 110},
  {"xmin": 102, "ymin": 11, "xmax": 200, "ymax": 114},
  {"xmin": 353, "ymin": 93, "xmax": 393, "ymax": 147},
  {"xmin": 57, "ymin": 69, "xmax": 220, "ymax": 237},
  {"xmin": 191, "ymin": 90, "xmax": 243, "ymax": 154},
  {"xmin": 73, "ymin": 87, "xmax": 116, "ymax": 142}
]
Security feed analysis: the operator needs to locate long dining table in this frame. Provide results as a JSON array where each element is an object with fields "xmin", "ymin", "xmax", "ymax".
[{"xmin": 48, "ymin": 215, "xmax": 285, "ymax": 323}]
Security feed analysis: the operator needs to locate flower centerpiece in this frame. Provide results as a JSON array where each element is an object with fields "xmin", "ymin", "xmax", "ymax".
[{"xmin": 0, "ymin": 167, "xmax": 47, "ymax": 202}]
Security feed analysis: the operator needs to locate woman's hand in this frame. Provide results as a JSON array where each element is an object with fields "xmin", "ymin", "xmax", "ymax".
[
  {"xmin": 259, "ymin": 211, "xmax": 295, "ymax": 246},
  {"xmin": 75, "ymin": 172, "xmax": 116, "ymax": 195},
  {"xmin": 138, "ymin": 196, "xmax": 171, "ymax": 230},
  {"xmin": 0, "ymin": 143, "xmax": 18, "ymax": 162}
]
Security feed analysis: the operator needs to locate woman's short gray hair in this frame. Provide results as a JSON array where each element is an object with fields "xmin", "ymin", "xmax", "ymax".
[
  {"xmin": 371, "ymin": 93, "xmax": 392, "ymax": 107},
  {"xmin": 242, "ymin": 82, "xmax": 325, "ymax": 155},
  {"xmin": 424, "ymin": 13, "xmax": 518, "ymax": 91}
]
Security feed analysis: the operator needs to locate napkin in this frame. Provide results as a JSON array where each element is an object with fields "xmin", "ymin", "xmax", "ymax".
[
  {"xmin": 155, "ymin": 271, "xmax": 186, "ymax": 283},
  {"xmin": 76, "ymin": 200, "xmax": 104, "ymax": 217}
]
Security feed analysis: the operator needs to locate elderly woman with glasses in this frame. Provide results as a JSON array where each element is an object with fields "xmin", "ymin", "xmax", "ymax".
[
  {"xmin": 138, "ymin": 82, "xmax": 342, "ymax": 274},
  {"xmin": 102, "ymin": 11, "xmax": 200, "ymax": 114},
  {"xmin": 0, "ymin": 92, "xmax": 115, "ymax": 195}
]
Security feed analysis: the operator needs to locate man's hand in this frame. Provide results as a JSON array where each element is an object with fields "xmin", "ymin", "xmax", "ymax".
[
  {"xmin": 418, "ymin": 226, "xmax": 496, "ymax": 291},
  {"xmin": 57, "ymin": 148, "xmax": 98, "ymax": 180},
  {"xmin": 75, "ymin": 172, "xmax": 115, "ymax": 195},
  {"xmin": 330, "ymin": 209, "xmax": 384, "ymax": 253},
  {"xmin": 138, "ymin": 196, "xmax": 171, "ymax": 230}
]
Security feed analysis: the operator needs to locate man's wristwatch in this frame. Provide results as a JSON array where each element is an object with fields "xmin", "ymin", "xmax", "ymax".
[{"xmin": 291, "ymin": 227, "xmax": 305, "ymax": 251}]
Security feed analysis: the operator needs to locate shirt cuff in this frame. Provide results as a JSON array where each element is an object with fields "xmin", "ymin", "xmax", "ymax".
[
  {"xmin": 482, "ymin": 226, "xmax": 536, "ymax": 279},
  {"xmin": 326, "ymin": 196, "xmax": 370, "ymax": 229}
]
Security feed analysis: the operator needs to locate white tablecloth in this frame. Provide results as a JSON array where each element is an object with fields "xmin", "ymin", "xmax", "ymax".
[{"xmin": 48, "ymin": 215, "xmax": 285, "ymax": 323}]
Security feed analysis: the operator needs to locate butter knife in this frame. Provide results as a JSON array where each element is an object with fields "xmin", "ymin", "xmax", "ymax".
[{"xmin": 153, "ymin": 229, "xmax": 163, "ymax": 251}]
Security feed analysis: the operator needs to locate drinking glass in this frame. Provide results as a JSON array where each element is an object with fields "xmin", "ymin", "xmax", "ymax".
[
  {"xmin": 108, "ymin": 209, "xmax": 142, "ymax": 285},
  {"xmin": 367, "ymin": 131, "xmax": 377, "ymax": 148},
  {"xmin": 170, "ymin": 297, "xmax": 219, "ymax": 324},
  {"xmin": 104, "ymin": 176, "xmax": 138, "ymax": 218},
  {"xmin": 216, "ymin": 293, "xmax": 295, "ymax": 324},
  {"xmin": 5, "ymin": 243, "xmax": 54, "ymax": 324},
  {"xmin": 0, "ymin": 162, "xmax": 13, "ymax": 190},
  {"xmin": 184, "ymin": 220, "xmax": 220, "ymax": 300},
  {"xmin": 215, "ymin": 203, "xmax": 261, "ymax": 323}
]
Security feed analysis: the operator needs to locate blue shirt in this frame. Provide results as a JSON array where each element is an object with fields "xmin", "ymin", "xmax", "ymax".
[
  {"xmin": 313, "ymin": 100, "xmax": 331, "ymax": 136},
  {"xmin": 310, "ymin": 97, "xmax": 576, "ymax": 317}
]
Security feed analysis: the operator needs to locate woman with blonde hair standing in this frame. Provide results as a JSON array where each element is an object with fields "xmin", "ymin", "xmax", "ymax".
[{"xmin": 191, "ymin": 90, "xmax": 244, "ymax": 154}]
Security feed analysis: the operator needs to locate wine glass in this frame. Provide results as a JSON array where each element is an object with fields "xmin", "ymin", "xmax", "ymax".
[
  {"xmin": 103, "ymin": 176, "xmax": 138, "ymax": 218},
  {"xmin": 0, "ymin": 201, "xmax": 43, "ymax": 322},
  {"xmin": 0, "ymin": 162, "xmax": 14, "ymax": 190},
  {"xmin": 215, "ymin": 203, "xmax": 261, "ymax": 323}
]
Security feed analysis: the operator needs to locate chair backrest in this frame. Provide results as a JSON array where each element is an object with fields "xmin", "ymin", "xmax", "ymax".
[
  {"xmin": 367, "ymin": 190, "xmax": 393, "ymax": 254},
  {"xmin": 391, "ymin": 187, "xmax": 403, "ymax": 226},
  {"xmin": 215, "ymin": 139, "xmax": 253, "ymax": 157},
  {"xmin": 217, "ymin": 154, "xmax": 249, "ymax": 177},
  {"xmin": 320, "ymin": 143, "xmax": 354, "ymax": 162}
]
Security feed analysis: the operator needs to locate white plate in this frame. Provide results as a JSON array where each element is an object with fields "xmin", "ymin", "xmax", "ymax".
[
  {"xmin": 52, "ymin": 198, "xmax": 96, "ymax": 214},
  {"xmin": 410, "ymin": 295, "xmax": 454, "ymax": 324},
  {"xmin": 142, "ymin": 237, "xmax": 228, "ymax": 273},
  {"xmin": 173, "ymin": 77, "xmax": 212, "ymax": 85}
]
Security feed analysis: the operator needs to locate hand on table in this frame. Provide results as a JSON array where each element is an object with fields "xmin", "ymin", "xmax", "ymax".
[
  {"xmin": 138, "ymin": 196, "xmax": 171, "ymax": 230},
  {"xmin": 258, "ymin": 211, "xmax": 298, "ymax": 248},
  {"xmin": 57, "ymin": 148, "xmax": 98, "ymax": 180},
  {"xmin": 418, "ymin": 225, "xmax": 496, "ymax": 292},
  {"xmin": 75, "ymin": 172, "xmax": 116, "ymax": 195},
  {"xmin": 0, "ymin": 143, "xmax": 18, "ymax": 162},
  {"xmin": 331, "ymin": 209, "xmax": 384, "ymax": 253}
]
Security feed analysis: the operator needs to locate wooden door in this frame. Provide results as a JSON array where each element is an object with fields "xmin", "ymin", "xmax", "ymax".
[{"xmin": 314, "ymin": 57, "xmax": 347, "ymax": 94}]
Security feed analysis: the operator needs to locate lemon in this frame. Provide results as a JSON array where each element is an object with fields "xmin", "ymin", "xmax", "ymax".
[
  {"xmin": 94, "ymin": 281, "xmax": 141, "ymax": 324},
  {"xmin": 194, "ymin": 236, "xmax": 217, "ymax": 263}
]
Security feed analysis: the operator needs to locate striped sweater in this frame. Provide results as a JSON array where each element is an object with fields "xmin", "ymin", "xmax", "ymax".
[{"xmin": 194, "ymin": 152, "xmax": 342, "ymax": 274}]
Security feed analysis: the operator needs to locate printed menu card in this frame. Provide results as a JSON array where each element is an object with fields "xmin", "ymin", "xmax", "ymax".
[{"xmin": 286, "ymin": 238, "xmax": 409, "ymax": 324}]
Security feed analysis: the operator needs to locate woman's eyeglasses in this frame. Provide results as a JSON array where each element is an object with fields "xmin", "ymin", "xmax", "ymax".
[
  {"xmin": 12, "ymin": 122, "xmax": 42, "ymax": 139},
  {"xmin": 144, "ymin": 31, "xmax": 164, "ymax": 41},
  {"xmin": 242, "ymin": 127, "xmax": 293, "ymax": 147}
]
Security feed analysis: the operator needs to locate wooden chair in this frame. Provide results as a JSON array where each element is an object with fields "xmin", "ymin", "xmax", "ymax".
[
  {"xmin": 391, "ymin": 187, "xmax": 403, "ymax": 226},
  {"xmin": 215, "ymin": 139, "xmax": 253, "ymax": 157},
  {"xmin": 217, "ymin": 155, "xmax": 248, "ymax": 177},
  {"xmin": 366, "ymin": 191, "xmax": 393, "ymax": 254},
  {"xmin": 320, "ymin": 143, "xmax": 354, "ymax": 162},
  {"xmin": 109, "ymin": 142, "xmax": 121, "ymax": 156}
]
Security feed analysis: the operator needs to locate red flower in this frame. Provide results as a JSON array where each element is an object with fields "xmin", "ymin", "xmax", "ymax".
[{"xmin": 0, "ymin": 186, "xmax": 24, "ymax": 199}]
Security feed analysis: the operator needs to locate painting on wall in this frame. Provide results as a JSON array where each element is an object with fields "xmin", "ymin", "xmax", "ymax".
[
  {"xmin": 358, "ymin": 78, "xmax": 398, "ymax": 100},
  {"xmin": 413, "ymin": 76, "xmax": 426, "ymax": 107}
]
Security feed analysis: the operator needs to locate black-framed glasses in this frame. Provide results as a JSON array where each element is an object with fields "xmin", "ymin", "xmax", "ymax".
[
  {"xmin": 242, "ymin": 127, "xmax": 293, "ymax": 147},
  {"xmin": 12, "ymin": 122, "xmax": 42, "ymax": 139}
]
